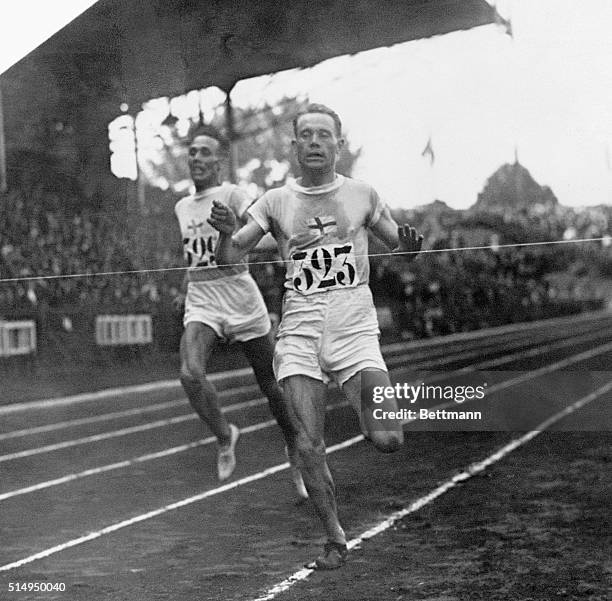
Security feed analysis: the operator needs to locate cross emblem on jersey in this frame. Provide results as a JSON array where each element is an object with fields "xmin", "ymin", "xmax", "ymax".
[
  {"xmin": 308, "ymin": 216, "xmax": 337, "ymax": 236},
  {"xmin": 188, "ymin": 220, "xmax": 204, "ymax": 235}
]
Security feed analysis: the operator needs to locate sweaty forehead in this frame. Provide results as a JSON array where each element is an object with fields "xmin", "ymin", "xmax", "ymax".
[
  {"xmin": 190, "ymin": 135, "xmax": 219, "ymax": 152},
  {"xmin": 296, "ymin": 113, "xmax": 338, "ymax": 134}
]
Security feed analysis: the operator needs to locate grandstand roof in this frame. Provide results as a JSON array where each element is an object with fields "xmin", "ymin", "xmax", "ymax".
[
  {"xmin": 0, "ymin": 1, "xmax": 501, "ymax": 195},
  {"xmin": 2, "ymin": 0, "xmax": 499, "ymax": 106}
]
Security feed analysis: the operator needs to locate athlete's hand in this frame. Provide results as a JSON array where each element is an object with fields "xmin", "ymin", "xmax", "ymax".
[
  {"xmin": 208, "ymin": 200, "xmax": 236, "ymax": 235},
  {"xmin": 397, "ymin": 224, "xmax": 423, "ymax": 262}
]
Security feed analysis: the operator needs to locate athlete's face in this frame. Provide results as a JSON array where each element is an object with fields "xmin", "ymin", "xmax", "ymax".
[
  {"xmin": 188, "ymin": 135, "xmax": 220, "ymax": 189},
  {"xmin": 292, "ymin": 113, "xmax": 344, "ymax": 174}
]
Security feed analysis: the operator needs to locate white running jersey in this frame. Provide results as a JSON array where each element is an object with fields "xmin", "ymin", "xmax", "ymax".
[
  {"xmin": 175, "ymin": 184, "xmax": 250, "ymax": 282},
  {"xmin": 248, "ymin": 175, "xmax": 385, "ymax": 294}
]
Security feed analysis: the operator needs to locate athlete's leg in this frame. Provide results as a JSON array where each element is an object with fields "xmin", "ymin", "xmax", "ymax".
[
  {"xmin": 281, "ymin": 375, "xmax": 345, "ymax": 545},
  {"xmin": 179, "ymin": 321, "xmax": 232, "ymax": 444},
  {"xmin": 342, "ymin": 368, "xmax": 403, "ymax": 453},
  {"xmin": 239, "ymin": 333, "xmax": 297, "ymax": 448},
  {"xmin": 240, "ymin": 333, "xmax": 308, "ymax": 499}
]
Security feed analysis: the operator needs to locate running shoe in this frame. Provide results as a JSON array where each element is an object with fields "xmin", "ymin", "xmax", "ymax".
[
  {"xmin": 217, "ymin": 424, "xmax": 240, "ymax": 481},
  {"xmin": 308, "ymin": 541, "xmax": 348, "ymax": 570}
]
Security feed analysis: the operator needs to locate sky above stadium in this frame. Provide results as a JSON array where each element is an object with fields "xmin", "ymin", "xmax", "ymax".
[{"xmin": 1, "ymin": 0, "xmax": 611, "ymax": 209}]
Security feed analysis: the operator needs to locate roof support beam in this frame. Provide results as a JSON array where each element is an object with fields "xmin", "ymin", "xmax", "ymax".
[{"xmin": 0, "ymin": 82, "xmax": 6, "ymax": 193}]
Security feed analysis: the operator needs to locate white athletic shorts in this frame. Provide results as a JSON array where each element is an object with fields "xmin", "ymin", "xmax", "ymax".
[
  {"xmin": 184, "ymin": 271, "xmax": 270, "ymax": 342},
  {"xmin": 274, "ymin": 285, "xmax": 387, "ymax": 386}
]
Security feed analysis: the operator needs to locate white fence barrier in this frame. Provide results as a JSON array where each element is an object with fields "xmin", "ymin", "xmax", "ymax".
[
  {"xmin": 0, "ymin": 320, "xmax": 37, "ymax": 356},
  {"xmin": 95, "ymin": 315, "xmax": 153, "ymax": 346}
]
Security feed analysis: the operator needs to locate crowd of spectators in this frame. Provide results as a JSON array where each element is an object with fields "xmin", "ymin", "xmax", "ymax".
[
  {"xmin": 0, "ymin": 183, "xmax": 182, "ymax": 320},
  {"xmin": 370, "ymin": 246, "xmax": 597, "ymax": 340},
  {"xmin": 0, "ymin": 178, "xmax": 609, "ymax": 357},
  {"xmin": 368, "ymin": 204, "xmax": 610, "ymax": 340}
]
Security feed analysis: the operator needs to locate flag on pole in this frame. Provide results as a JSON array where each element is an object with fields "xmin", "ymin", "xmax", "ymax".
[
  {"xmin": 493, "ymin": 2, "xmax": 513, "ymax": 38},
  {"xmin": 495, "ymin": 14, "xmax": 513, "ymax": 38},
  {"xmin": 421, "ymin": 136, "xmax": 435, "ymax": 165}
]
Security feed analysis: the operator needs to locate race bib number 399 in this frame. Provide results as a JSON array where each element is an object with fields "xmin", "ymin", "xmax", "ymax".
[
  {"xmin": 291, "ymin": 243, "xmax": 359, "ymax": 295},
  {"xmin": 183, "ymin": 235, "xmax": 217, "ymax": 268}
]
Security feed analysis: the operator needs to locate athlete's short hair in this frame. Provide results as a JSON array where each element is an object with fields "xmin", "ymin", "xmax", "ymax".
[
  {"xmin": 188, "ymin": 124, "xmax": 228, "ymax": 154},
  {"xmin": 293, "ymin": 104, "xmax": 342, "ymax": 137}
]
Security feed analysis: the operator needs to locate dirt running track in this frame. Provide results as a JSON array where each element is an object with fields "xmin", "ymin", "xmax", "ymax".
[{"xmin": 0, "ymin": 311, "xmax": 610, "ymax": 601}]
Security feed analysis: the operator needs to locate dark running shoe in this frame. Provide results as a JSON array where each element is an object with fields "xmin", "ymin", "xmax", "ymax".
[{"xmin": 308, "ymin": 541, "xmax": 348, "ymax": 570}]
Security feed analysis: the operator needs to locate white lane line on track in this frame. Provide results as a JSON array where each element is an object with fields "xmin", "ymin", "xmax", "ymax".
[
  {"xmin": 397, "ymin": 339, "xmax": 612, "ymax": 425},
  {"xmin": 3, "ymin": 378, "xmax": 610, "ymax": 576},
  {"xmin": 0, "ymin": 414, "xmax": 195, "ymax": 462},
  {"xmin": 0, "ymin": 329, "xmax": 546, "ymax": 441},
  {"xmin": 3, "ymin": 311, "xmax": 608, "ymax": 416},
  {"xmin": 0, "ymin": 399, "xmax": 187, "ymax": 441},
  {"xmin": 0, "ymin": 432, "xmax": 363, "ymax": 572},
  {"xmin": 2, "ymin": 332, "xmax": 610, "ymax": 500},
  {"xmin": 0, "ymin": 418, "xmax": 277, "ymax": 503},
  {"xmin": 0, "ymin": 342, "xmax": 483, "ymax": 439},
  {"xmin": 0, "ymin": 399, "xmax": 348, "ymax": 502},
  {"xmin": 384, "ymin": 327, "xmax": 611, "ymax": 399},
  {"xmin": 0, "ymin": 393, "xmax": 343, "ymax": 501},
  {"xmin": 250, "ymin": 378, "xmax": 612, "ymax": 601},
  {"xmin": 389, "ymin": 325, "xmax": 611, "ymax": 374},
  {"xmin": 0, "ymin": 396, "xmax": 268, "ymax": 463},
  {"xmin": 3, "ymin": 318, "xmax": 605, "ymax": 443},
  {"xmin": 8, "ymin": 322, "xmax": 603, "ymax": 459},
  {"xmin": 0, "ymin": 328, "xmax": 539, "ymax": 421},
  {"xmin": 0, "ymin": 342, "xmax": 495, "ymax": 439},
  {"xmin": 386, "ymin": 325, "xmax": 605, "ymax": 372},
  {"xmin": 381, "ymin": 310, "xmax": 608, "ymax": 355},
  {"xmin": 0, "ymin": 383, "xmax": 261, "ymax": 441},
  {"xmin": 3, "ymin": 324, "xmax": 608, "ymax": 455},
  {"xmin": 1, "ymin": 323, "xmax": 563, "ymax": 441},
  {"xmin": 0, "ymin": 366, "xmax": 255, "ymax": 415},
  {"xmin": 1, "ymin": 346, "xmax": 611, "ymax": 571}
]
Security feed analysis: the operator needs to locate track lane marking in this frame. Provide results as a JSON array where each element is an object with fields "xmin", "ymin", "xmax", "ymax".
[
  {"xmin": 381, "ymin": 309, "xmax": 608, "ymax": 354},
  {"xmin": 1, "ymin": 343, "xmax": 611, "ymax": 571},
  {"xmin": 0, "ymin": 367, "xmax": 254, "ymax": 415},
  {"xmin": 251, "ymin": 378, "xmax": 612, "ymax": 601},
  {"xmin": 4, "ymin": 318, "xmax": 606, "ymax": 440},
  {"xmin": 0, "ymin": 399, "xmax": 348, "ymax": 502},
  {"xmin": 397, "ymin": 339, "xmax": 612, "ymax": 425},
  {"xmin": 3, "ymin": 326, "xmax": 609, "ymax": 461},
  {"xmin": 0, "ymin": 397, "xmax": 268, "ymax": 463},
  {"xmin": 0, "ymin": 342, "xmax": 499, "ymax": 438},
  {"xmin": 0, "ymin": 324, "xmax": 554, "ymax": 422},
  {"xmin": 2, "ymin": 333, "xmax": 611, "ymax": 500},
  {"xmin": 0, "ymin": 399, "xmax": 188, "ymax": 441},
  {"xmin": 5, "ymin": 317, "xmax": 604, "ymax": 442},
  {"xmin": 0, "ymin": 383, "xmax": 261, "ymax": 441},
  {"xmin": 2, "ymin": 311, "xmax": 608, "ymax": 415},
  {"xmin": 0, "ymin": 432, "xmax": 362, "ymax": 572},
  {"xmin": 0, "ymin": 331, "xmax": 546, "ymax": 440}
]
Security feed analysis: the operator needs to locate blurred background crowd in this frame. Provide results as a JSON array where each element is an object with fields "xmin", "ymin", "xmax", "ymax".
[
  {"xmin": 0, "ymin": 94, "xmax": 610, "ymax": 374},
  {"xmin": 1, "ymin": 148, "xmax": 609, "ymax": 364}
]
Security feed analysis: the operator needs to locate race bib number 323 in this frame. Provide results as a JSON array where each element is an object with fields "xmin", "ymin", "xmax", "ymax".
[{"xmin": 291, "ymin": 243, "xmax": 359, "ymax": 295}]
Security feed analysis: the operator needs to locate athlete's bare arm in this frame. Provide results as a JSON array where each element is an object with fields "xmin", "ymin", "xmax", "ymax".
[
  {"xmin": 370, "ymin": 206, "xmax": 423, "ymax": 262},
  {"xmin": 208, "ymin": 200, "xmax": 266, "ymax": 265}
]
